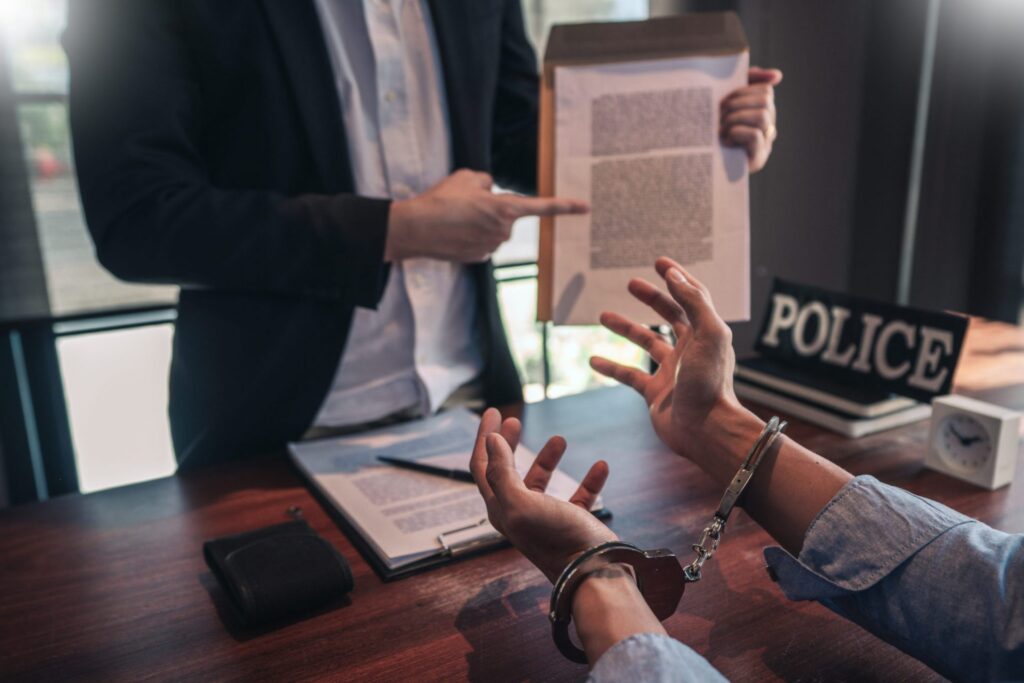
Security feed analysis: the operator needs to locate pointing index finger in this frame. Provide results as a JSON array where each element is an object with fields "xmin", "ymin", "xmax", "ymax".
[{"xmin": 499, "ymin": 195, "xmax": 590, "ymax": 218}]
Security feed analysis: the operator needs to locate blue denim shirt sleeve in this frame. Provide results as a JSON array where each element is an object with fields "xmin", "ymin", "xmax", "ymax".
[
  {"xmin": 588, "ymin": 632, "xmax": 728, "ymax": 683},
  {"xmin": 764, "ymin": 475, "xmax": 1024, "ymax": 682}
]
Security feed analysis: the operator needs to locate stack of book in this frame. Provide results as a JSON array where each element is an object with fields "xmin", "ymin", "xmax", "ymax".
[{"xmin": 734, "ymin": 356, "xmax": 932, "ymax": 438}]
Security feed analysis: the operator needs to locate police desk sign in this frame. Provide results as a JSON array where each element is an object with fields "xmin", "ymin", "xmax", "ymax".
[{"xmin": 755, "ymin": 280, "xmax": 969, "ymax": 403}]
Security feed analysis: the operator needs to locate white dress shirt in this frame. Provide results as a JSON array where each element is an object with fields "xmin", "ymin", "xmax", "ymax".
[{"xmin": 311, "ymin": 0, "xmax": 483, "ymax": 428}]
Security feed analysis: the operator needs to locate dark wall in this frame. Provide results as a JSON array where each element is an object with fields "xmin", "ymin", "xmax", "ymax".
[
  {"xmin": 658, "ymin": 0, "xmax": 1024, "ymax": 335},
  {"xmin": 655, "ymin": 0, "xmax": 881, "ymax": 353},
  {"xmin": 0, "ymin": 440, "xmax": 8, "ymax": 509},
  {"xmin": 847, "ymin": 1, "xmax": 928, "ymax": 303},
  {"xmin": 732, "ymin": 0, "xmax": 872, "ymax": 353},
  {"xmin": 651, "ymin": 1, "xmax": 1024, "ymax": 347},
  {"xmin": 910, "ymin": 0, "xmax": 1024, "ymax": 322}
]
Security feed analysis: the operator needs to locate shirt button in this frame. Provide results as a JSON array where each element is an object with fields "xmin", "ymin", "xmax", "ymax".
[
  {"xmin": 393, "ymin": 183, "xmax": 411, "ymax": 197},
  {"xmin": 384, "ymin": 90, "xmax": 396, "ymax": 104}
]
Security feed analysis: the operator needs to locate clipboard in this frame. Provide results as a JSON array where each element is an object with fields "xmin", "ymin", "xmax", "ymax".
[
  {"xmin": 287, "ymin": 409, "xmax": 612, "ymax": 581},
  {"xmin": 296, "ymin": 460, "xmax": 613, "ymax": 581}
]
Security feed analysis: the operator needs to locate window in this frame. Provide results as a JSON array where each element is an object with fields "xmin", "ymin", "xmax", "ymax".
[
  {"xmin": 520, "ymin": 0, "xmax": 650, "ymax": 50},
  {"xmin": 3, "ymin": 0, "xmax": 178, "ymax": 492},
  {"xmin": 1, "ymin": 0, "xmax": 651, "ymax": 493},
  {"xmin": 56, "ymin": 322, "xmax": 177, "ymax": 492},
  {"xmin": 2, "ymin": 0, "xmax": 178, "ymax": 315}
]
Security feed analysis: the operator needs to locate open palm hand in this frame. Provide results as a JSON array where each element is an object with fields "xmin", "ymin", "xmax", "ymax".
[
  {"xmin": 590, "ymin": 258, "xmax": 741, "ymax": 462},
  {"xmin": 469, "ymin": 409, "xmax": 615, "ymax": 583}
]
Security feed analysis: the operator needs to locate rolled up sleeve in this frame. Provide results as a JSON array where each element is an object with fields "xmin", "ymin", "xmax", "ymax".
[
  {"xmin": 588, "ymin": 633, "xmax": 727, "ymax": 683},
  {"xmin": 764, "ymin": 475, "xmax": 1024, "ymax": 681}
]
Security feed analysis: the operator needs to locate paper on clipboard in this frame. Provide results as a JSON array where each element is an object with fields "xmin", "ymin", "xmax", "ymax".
[{"xmin": 289, "ymin": 409, "xmax": 603, "ymax": 572}]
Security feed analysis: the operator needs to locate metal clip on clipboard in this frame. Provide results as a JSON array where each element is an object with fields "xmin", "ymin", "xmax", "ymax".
[{"xmin": 436, "ymin": 518, "xmax": 500, "ymax": 557}]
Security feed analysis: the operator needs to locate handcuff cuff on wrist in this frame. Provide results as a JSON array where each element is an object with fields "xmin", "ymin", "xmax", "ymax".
[{"xmin": 548, "ymin": 416, "xmax": 788, "ymax": 663}]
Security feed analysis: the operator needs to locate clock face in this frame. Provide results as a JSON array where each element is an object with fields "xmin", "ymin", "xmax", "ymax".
[{"xmin": 937, "ymin": 414, "xmax": 992, "ymax": 472}]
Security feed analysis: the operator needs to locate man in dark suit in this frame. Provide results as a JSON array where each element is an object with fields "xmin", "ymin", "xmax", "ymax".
[{"xmin": 64, "ymin": 1, "xmax": 780, "ymax": 470}]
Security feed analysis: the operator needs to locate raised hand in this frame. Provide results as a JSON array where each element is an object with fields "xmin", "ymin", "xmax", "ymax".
[
  {"xmin": 593, "ymin": 258, "xmax": 854, "ymax": 555},
  {"xmin": 590, "ymin": 257, "xmax": 750, "ymax": 471},
  {"xmin": 469, "ymin": 408, "xmax": 615, "ymax": 583},
  {"xmin": 720, "ymin": 66, "xmax": 783, "ymax": 173}
]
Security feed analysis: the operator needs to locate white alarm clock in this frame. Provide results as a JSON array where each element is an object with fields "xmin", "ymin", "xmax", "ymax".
[{"xmin": 925, "ymin": 394, "xmax": 1022, "ymax": 490}]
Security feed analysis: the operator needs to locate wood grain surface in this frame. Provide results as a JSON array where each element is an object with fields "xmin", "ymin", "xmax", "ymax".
[{"xmin": 1, "ymin": 318, "xmax": 1021, "ymax": 682}]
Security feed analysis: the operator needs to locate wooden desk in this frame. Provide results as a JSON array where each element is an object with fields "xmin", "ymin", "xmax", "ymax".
[{"xmin": 2, "ymin": 319, "xmax": 1022, "ymax": 682}]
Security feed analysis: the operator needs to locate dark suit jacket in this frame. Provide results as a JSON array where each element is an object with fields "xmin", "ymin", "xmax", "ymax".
[{"xmin": 64, "ymin": 0, "xmax": 535, "ymax": 469}]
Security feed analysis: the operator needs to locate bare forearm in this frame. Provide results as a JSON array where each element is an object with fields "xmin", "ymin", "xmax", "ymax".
[
  {"xmin": 572, "ymin": 565, "xmax": 666, "ymax": 665},
  {"xmin": 694, "ymin": 401, "xmax": 852, "ymax": 555}
]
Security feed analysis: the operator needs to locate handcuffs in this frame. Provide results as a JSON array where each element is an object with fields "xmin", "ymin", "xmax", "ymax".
[{"xmin": 548, "ymin": 417, "xmax": 788, "ymax": 663}]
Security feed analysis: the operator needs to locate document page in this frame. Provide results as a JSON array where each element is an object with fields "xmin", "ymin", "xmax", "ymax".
[
  {"xmin": 551, "ymin": 53, "xmax": 750, "ymax": 324},
  {"xmin": 289, "ymin": 409, "xmax": 600, "ymax": 569}
]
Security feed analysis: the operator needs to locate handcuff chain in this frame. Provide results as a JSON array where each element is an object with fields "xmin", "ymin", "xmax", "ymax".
[
  {"xmin": 683, "ymin": 516, "xmax": 724, "ymax": 582},
  {"xmin": 682, "ymin": 417, "xmax": 787, "ymax": 584}
]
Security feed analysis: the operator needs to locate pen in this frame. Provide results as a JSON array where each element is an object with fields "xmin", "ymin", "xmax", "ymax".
[{"xmin": 376, "ymin": 456, "xmax": 476, "ymax": 483}]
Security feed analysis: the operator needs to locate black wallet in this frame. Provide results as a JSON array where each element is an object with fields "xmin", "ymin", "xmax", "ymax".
[{"xmin": 203, "ymin": 520, "xmax": 354, "ymax": 626}]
